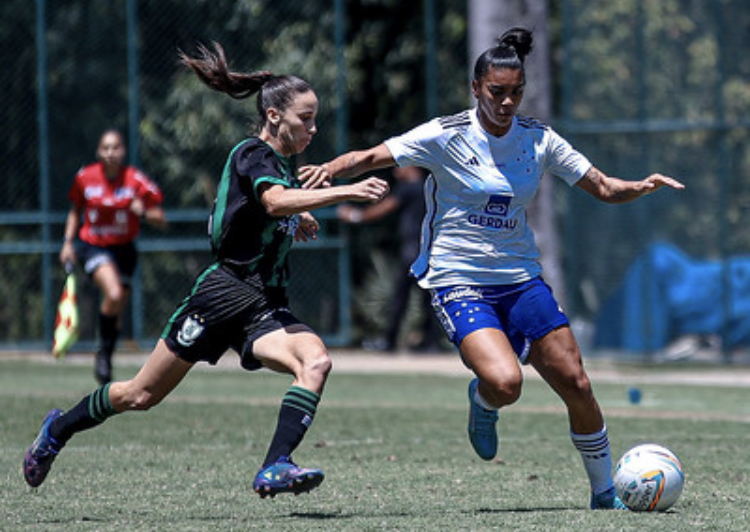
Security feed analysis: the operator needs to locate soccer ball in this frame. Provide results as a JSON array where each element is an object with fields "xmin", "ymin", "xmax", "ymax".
[{"xmin": 613, "ymin": 443, "xmax": 684, "ymax": 512}]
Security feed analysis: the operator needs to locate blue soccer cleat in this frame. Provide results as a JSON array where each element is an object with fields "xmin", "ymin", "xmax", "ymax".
[
  {"xmin": 467, "ymin": 378, "xmax": 499, "ymax": 460},
  {"xmin": 590, "ymin": 486, "xmax": 629, "ymax": 510},
  {"xmin": 24, "ymin": 409, "xmax": 64, "ymax": 488},
  {"xmin": 253, "ymin": 456, "xmax": 324, "ymax": 498}
]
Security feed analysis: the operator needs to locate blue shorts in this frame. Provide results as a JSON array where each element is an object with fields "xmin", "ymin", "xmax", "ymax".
[{"xmin": 430, "ymin": 277, "xmax": 569, "ymax": 363}]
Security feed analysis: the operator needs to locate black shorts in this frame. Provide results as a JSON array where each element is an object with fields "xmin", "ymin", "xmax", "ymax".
[
  {"xmin": 161, "ymin": 263, "xmax": 306, "ymax": 370},
  {"xmin": 75, "ymin": 240, "xmax": 138, "ymax": 287}
]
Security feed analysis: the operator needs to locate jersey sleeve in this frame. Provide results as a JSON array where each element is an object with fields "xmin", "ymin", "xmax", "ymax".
[
  {"xmin": 234, "ymin": 142, "xmax": 288, "ymax": 198},
  {"xmin": 544, "ymin": 128, "xmax": 592, "ymax": 186},
  {"xmin": 133, "ymin": 169, "xmax": 164, "ymax": 208},
  {"xmin": 384, "ymin": 119, "xmax": 444, "ymax": 168},
  {"xmin": 67, "ymin": 168, "xmax": 86, "ymax": 208}
]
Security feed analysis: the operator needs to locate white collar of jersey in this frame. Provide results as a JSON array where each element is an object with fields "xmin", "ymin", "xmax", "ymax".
[{"xmin": 469, "ymin": 108, "xmax": 517, "ymax": 142}]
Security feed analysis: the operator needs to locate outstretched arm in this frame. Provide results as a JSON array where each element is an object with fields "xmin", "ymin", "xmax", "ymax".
[
  {"xmin": 259, "ymin": 177, "xmax": 390, "ymax": 217},
  {"xmin": 298, "ymin": 143, "xmax": 396, "ymax": 188},
  {"xmin": 575, "ymin": 166, "xmax": 685, "ymax": 203}
]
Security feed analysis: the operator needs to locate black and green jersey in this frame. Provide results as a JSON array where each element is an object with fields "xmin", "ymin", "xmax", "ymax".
[{"xmin": 208, "ymin": 137, "xmax": 299, "ymax": 287}]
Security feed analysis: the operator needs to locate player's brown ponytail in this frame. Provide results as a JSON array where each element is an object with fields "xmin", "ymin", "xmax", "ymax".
[{"xmin": 179, "ymin": 42, "xmax": 312, "ymax": 126}]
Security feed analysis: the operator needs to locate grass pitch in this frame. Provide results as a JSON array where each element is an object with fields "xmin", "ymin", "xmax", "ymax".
[{"xmin": 2, "ymin": 354, "xmax": 749, "ymax": 531}]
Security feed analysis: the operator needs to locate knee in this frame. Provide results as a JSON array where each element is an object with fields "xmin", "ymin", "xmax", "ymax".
[
  {"xmin": 557, "ymin": 365, "xmax": 595, "ymax": 404},
  {"xmin": 569, "ymin": 372, "xmax": 594, "ymax": 398},
  {"xmin": 303, "ymin": 346, "xmax": 332, "ymax": 380},
  {"xmin": 559, "ymin": 350, "xmax": 593, "ymax": 396},
  {"xmin": 101, "ymin": 296, "xmax": 125, "ymax": 317},
  {"xmin": 110, "ymin": 286, "xmax": 126, "ymax": 306},
  {"xmin": 482, "ymin": 373, "xmax": 523, "ymax": 407},
  {"xmin": 292, "ymin": 346, "xmax": 331, "ymax": 393},
  {"xmin": 497, "ymin": 376, "xmax": 523, "ymax": 405}
]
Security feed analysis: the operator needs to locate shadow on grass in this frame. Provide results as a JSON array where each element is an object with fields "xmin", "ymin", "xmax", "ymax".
[
  {"xmin": 289, "ymin": 511, "xmax": 355, "ymax": 520},
  {"xmin": 286, "ymin": 506, "xmax": 578, "ymax": 521},
  {"xmin": 476, "ymin": 505, "xmax": 579, "ymax": 513}
]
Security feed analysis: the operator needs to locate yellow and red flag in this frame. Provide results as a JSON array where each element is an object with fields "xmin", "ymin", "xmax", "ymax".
[{"xmin": 52, "ymin": 266, "xmax": 79, "ymax": 359}]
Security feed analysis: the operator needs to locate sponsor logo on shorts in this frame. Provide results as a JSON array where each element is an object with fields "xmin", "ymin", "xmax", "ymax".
[
  {"xmin": 177, "ymin": 314, "xmax": 205, "ymax": 347},
  {"xmin": 441, "ymin": 286, "xmax": 483, "ymax": 304}
]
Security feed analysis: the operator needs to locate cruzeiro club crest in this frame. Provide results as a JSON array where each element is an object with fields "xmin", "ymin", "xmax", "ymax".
[{"xmin": 177, "ymin": 313, "xmax": 205, "ymax": 347}]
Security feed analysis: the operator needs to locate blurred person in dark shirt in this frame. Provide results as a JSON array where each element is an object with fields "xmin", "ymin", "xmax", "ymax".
[{"xmin": 338, "ymin": 165, "xmax": 442, "ymax": 353}]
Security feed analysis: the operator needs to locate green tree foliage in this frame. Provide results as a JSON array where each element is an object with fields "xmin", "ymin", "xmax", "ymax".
[
  {"xmin": 2, "ymin": 0, "xmax": 750, "ymax": 344},
  {"xmin": 138, "ymin": 0, "xmax": 344, "ymax": 208},
  {"xmin": 558, "ymin": 0, "xmax": 750, "ymax": 316}
]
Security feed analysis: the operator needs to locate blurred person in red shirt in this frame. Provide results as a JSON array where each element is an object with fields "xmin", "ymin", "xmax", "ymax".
[{"xmin": 60, "ymin": 129, "xmax": 166, "ymax": 384}]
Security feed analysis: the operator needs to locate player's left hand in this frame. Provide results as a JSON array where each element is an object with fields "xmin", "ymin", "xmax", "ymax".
[
  {"xmin": 298, "ymin": 165, "xmax": 332, "ymax": 189},
  {"xmin": 295, "ymin": 212, "xmax": 319, "ymax": 242},
  {"xmin": 641, "ymin": 174, "xmax": 685, "ymax": 194}
]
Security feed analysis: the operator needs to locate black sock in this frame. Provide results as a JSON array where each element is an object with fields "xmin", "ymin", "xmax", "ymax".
[
  {"xmin": 98, "ymin": 312, "xmax": 119, "ymax": 357},
  {"xmin": 262, "ymin": 386, "xmax": 320, "ymax": 467},
  {"xmin": 49, "ymin": 384, "xmax": 119, "ymax": 445}
]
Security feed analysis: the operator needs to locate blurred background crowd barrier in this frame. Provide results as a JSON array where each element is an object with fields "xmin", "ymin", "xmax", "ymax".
[{"xmin": 1, "ymin": 0, "xmax": 749, "ymax": 361}]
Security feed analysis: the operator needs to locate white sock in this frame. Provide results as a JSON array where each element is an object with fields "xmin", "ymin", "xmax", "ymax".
[{"xmin": 570, "ymin": 425, "xmax": 614, "ymax": 495}]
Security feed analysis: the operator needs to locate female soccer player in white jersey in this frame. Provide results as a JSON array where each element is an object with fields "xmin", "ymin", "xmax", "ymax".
[{"xmin": 301, "ymin": 27, "xmax": 684, "ymax": 510}]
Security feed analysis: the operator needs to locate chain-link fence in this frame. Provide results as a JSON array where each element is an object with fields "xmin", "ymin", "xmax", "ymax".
[
  {"xmin": 0, "ymin": 0, "xmax": 467, "ymax": 350},
  {"xmin": 2, "ymin": 0, "xmax": 749, "ymax": 359},
  {"xmin": 558, "ymin": 0, "xmax": 750, "ymax": 358}
]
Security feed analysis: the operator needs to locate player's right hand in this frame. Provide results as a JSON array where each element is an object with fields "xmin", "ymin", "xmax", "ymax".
[
  {"xmin": 349, "ymin": 177, "xmax": 389, "ymax": 203},
  {"xmin": 298, "ymin": 164, "xmax": 332, "ymax": 189},
  {"xmin": 59, "ymin": 242, "xmax": 76, "ymax": 267}
]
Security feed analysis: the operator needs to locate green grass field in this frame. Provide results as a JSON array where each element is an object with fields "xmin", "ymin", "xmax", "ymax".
[{"xmin": 2, "ymin": 354, "xmax": 749, "ymax": 531}]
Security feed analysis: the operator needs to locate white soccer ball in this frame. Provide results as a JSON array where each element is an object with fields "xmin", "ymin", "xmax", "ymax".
[{"xmin": 613, "ymin": 443, "xmax": 684, "ymax": 512}]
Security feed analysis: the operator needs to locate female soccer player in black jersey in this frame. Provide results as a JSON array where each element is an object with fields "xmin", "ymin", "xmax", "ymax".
[{"xmin": 24, "ymin": 42, "xmax": 389, "ymax": 498}]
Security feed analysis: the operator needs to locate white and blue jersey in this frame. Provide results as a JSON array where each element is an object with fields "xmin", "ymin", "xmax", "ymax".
[{"xmin": 384, "ymin": 108, "xmax": 592, "ymax": 289}]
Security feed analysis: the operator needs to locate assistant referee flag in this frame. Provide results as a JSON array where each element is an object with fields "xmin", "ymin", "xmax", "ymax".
[{"xmin": 52, "ymin": 265, "xmax": 79, "ymax": 358}]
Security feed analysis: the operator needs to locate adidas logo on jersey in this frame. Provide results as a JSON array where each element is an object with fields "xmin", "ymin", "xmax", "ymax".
[{"xmin": 466, "ymin": 156, "xmax": 479, "ymax": 166}]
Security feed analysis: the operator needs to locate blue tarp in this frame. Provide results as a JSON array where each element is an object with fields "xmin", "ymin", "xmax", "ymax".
[{"xmin": 594, "ymin": 243, "xmax": 750, "ymax": 352}]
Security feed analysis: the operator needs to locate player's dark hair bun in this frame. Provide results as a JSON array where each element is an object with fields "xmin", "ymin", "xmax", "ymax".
[
  {"xmin": 497, "ymin": 27, "xmax": 533, "ymax": 62},
  {"xmin": 472, "ymin": 27, "xmax": 534, "ymax": 81}
]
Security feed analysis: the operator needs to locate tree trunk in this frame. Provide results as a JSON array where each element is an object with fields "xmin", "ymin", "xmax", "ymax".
[{"xmin": 468, "ymin": 0, "xmax": 565, "ymax": 304}]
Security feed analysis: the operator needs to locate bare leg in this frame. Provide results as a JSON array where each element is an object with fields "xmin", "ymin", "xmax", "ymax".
[
  {"xmin": 23, "ymin": 339, "xmax": 193, "ymax": 488},
  {"xmin": 92, "ymin": 261, "xmax": 129, "ymax": 316},
  {"xmin": 528, "ymin": 326, "xmax": 621, "ymax": 505},
  {"xmin": 91, "ymin": 261, "xmax": 131, "ymax": 384},
  {"xmin": 459, "ymin": 327, "xmax": 523, "ymax": 408},
  {"xmin": 458, "ymin": 327, "xmax": 521, "ymax": 460},
  {"xmin": 527, "ymin": 326, "xmax": 603, "ymax": 434},
  {"xmin": 252, "ymin": 324, "xmax": 332, "ymax": 394},
  {"xmin": 109, "ymin": 339, "xmax": 194, "ymax": 411}
]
